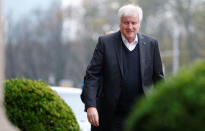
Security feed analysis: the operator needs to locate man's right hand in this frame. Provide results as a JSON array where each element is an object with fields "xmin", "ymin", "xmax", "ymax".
[{"xmin": 87, "ymin": 107, "xmax": 99, "ymax": 127}]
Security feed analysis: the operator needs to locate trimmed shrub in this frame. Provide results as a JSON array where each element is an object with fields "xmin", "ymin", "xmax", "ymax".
[
  {"xmin": 4, "ymin": 78, "xmax": 80, "ymax": 131},
  {"xmin": 126, "ymin": 60, "xmax": 205, "ymax": 131}
]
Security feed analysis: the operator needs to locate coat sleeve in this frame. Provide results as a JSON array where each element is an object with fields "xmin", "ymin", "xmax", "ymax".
[
  {"xmin": 153, "ymin": 40, "xmax": 164, "ymax": 84},
  {"xmin": 81, "ymin": 37, "xmax": 104, "ymax": 111}
]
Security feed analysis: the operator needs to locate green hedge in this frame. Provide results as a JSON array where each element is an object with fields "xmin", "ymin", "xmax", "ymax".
[
  {"xmin": 4, "ymin": 78, "xmax": 80, "ymax": 131},
  {"xmin": 126, "ymin": 60, "xmax": 205, "ymax": 131}
]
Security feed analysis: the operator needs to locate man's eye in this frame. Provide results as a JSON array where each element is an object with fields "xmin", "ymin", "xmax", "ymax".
[
  {"xmin": 124, "ymin": 22, "xmax": 129, "ymax": 25},
  {"xmin": 132, "ymin": 22, "xmax": 137, "ymax": 25}
]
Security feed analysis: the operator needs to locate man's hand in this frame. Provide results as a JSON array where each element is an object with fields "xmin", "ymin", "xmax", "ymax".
[{"xmin": 87, "ymin": 107, "xmax": 99, "ymax": 127}]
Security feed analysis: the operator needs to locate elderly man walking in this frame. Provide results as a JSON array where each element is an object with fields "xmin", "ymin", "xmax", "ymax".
[{"xmin": 81, "ymin": 4, "xmax": 164, "ymax": 131}]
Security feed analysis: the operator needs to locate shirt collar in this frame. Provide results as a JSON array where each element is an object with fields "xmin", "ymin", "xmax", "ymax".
[{"xmin": 121, "ymin": 33, "xmax": 138, "ymax": 45}]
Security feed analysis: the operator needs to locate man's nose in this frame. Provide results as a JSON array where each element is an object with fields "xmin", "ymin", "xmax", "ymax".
[{"xmin": 127, "ymin": 23, "xmax": 133, "ymax": 29}]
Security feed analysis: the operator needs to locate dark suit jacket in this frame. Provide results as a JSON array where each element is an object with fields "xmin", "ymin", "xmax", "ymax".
[{"xmin": 81, "ymin": 31, "xmax": 164, "ymax": 130}]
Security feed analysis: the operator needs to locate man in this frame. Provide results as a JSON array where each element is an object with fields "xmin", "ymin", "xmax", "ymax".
[{"xmin": 81, "ymin": 4, "xmax": 164, "ymax": 131}]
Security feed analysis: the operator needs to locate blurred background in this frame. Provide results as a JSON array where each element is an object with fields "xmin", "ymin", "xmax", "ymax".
[{"xmin": 2, "ymin": 0, "xmax": 205, "ymax": 88}]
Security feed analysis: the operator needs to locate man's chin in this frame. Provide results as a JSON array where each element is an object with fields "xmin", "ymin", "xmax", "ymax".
[{"xmin": 127, "ymin": 36, "xmax": 135, "ymax": 40}]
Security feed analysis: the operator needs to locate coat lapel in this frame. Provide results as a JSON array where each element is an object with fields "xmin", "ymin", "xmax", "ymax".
[
  {"xmin": 138, "ymin": 33, "xmax": 146, "ymax": 82},
  {"xmin": 114, "ymin": 31, "xmax": 124, "ymax": 77}
]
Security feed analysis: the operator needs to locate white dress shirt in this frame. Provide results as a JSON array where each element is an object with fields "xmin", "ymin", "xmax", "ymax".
[{"xmin": 121, "ymin": 34, "xmax": 138, "ymax": 51}]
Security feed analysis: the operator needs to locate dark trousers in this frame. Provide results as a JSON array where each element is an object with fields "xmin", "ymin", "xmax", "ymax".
[
  {"xmin": 111, "ymin": 114, "xmax": 126, "ymax": 131},
  {"xmin": 91, "ymin": 113, "xmax": 126, "ymax": 131}
]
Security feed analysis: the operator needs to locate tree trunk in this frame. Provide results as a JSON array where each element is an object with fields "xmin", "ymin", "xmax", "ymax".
[{"xmin": 0, "ymin": 1, "xmax": 18, "ymax": 130}]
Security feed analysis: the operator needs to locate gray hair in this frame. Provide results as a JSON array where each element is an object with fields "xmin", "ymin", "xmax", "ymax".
[{"xmin": 118, "ymin": 4, "xmax": 143, "ymax": 23}]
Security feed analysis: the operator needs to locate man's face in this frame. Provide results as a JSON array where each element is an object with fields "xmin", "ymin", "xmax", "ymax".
[{"xmin": 120, "ymin": 13, "xmax": 140, "ymax": 43}]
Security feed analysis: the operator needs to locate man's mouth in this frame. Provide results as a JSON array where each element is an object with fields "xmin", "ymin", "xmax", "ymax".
[{"xmin": 126, "ymin": 31, "xmax": 133, "ymax": 34}]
